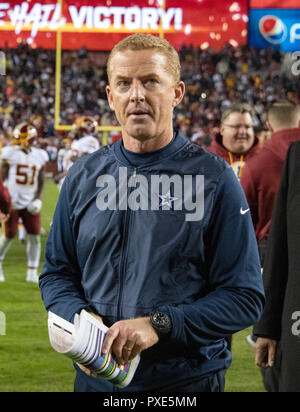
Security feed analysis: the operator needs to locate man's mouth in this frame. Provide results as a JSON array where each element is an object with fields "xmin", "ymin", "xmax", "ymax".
[{"xmin": 128, "ymin": 108, "xmax": 151, "ymax": 117}]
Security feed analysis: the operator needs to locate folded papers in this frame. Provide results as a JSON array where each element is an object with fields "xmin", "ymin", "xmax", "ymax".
[{"xmin": 48, "ymin": 309, "xmax": 140, "ymax": 388}]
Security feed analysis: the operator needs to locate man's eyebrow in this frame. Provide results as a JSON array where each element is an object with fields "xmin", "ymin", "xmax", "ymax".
[
  {"xmin": 140, "ymin": 73, "xmax": 160, "ymax": 78},
  {"xmin": 114, "ymin": 75, "xmax": 131, "ymax": 81},
  {"xmin": 114, "ymin": 73, "xmax": 160, "ymax": 81}
]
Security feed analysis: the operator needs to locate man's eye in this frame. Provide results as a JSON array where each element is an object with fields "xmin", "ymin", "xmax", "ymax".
[
  {"xmin": 118, "ymin": 81, "xmax": 130, "ymax": 87},
  {"xmin": 145, "ymin": 79, "xmax": 158, "ymax": 85}
]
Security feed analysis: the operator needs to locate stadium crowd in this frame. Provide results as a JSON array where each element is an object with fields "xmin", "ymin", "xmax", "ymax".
[
  {"xmin": 0, "ymin": 42, "xmax": 300, "ymax": 154},
  {"xmin": 0, "ymin": 36, "xmax": 300, "ymax": 392}
]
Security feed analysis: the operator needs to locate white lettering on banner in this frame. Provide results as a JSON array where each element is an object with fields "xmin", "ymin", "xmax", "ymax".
[
  {"xmin": 291, "ymin": 23, "xmax": 300, "ymax": 44},
  {"xmin": 9, "ymin": 2, "xmax": 65, "ymax": 36},
  {"xmin": 49, "ymin": 3, "xmax": 65, "ymax": 30},
  {"xmin": 0, "ymin": 3, "xmax": 9, "ymax": 26},
  {"xmin": 142, "ymin": 8, "xmax": 159, "ymax": 30},
  {"xmin": 124, "ymin": 7, "xmax": 141, "ymax": 31},
  {"xmin": 93, "ymin": 7, "xmax": 112, "ymax": 29},
  {"xmin": 2, "ymin": 2, "xmax": 183, "ymax": 37},
  {"xmin": 9, "ymin": 2, "xmax": 29, "ymax": 34},
  {"xmin": 69, "ymin": 5, "xmax": 88, "ymax": 28},
  {"xmin": 110, "ymin": 7, "xmax": 125, "ymax": 29}
]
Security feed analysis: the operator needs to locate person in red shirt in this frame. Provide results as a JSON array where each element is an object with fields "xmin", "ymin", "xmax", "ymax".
[
  {"xmin": 240, "ymin": 100, "xmax": 300, "ymax": 262},
  {"xmin": 207, "ymin": 103, "xmax": 261, "ymax": 180}
]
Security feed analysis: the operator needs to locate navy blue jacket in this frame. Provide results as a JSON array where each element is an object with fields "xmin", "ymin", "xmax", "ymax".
[{"xmin": 40, "ymin": 131, "xmax": 264, "ymax": 391}]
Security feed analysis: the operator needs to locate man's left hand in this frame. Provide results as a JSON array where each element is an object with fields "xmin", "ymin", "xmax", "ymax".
[{"xmin": 101, "ymin": 317, "xmax": 159, "ymax": 365}]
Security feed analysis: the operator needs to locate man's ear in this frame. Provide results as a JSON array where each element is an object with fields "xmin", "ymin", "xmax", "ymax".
[
  {"xmin": 106, "ymin": 85, "xmax": 114, "ymax": 111},
  {"xmin": 172, "ymin": 81, "xmax": 185, "ymax": 108},
  {"xmin": 220, "ymin": 123, "xmax": 225, "ymax": 136}
]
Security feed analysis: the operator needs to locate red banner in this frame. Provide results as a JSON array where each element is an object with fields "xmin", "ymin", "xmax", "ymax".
[
  {"xmin": 0, "ymin": 0, "xmax": 248, "ymax": 50},
  {"xmin": 250, "ymin": 0, "xmax": 300, "ymax": 8}
]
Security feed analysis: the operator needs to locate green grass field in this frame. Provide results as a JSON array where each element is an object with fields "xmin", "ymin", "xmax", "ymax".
[{"xmin": 0, "ymin": 181, "xmax": 265, "ymax": 392}]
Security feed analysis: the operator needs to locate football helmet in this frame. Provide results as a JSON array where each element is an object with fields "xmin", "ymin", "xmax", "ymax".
[
  {"xmin": 73, "ymin": 116, "xmax": 98, "ymax": 137},
  {"xmin": 12, "ymin": 123, "xmax": 38, "ymax": 147}
]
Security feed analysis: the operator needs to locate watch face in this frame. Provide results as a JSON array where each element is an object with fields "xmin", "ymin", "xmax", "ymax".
[{"xmin": 151, "ymin": 311, "xmax": 172, "ymax": 334}]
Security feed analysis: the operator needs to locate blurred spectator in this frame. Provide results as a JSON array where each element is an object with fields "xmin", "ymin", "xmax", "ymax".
[
  {"xmin": 255, "ymin": 124, "xmax": 272, "ymax": 146},
  {"xmin": 207, "ymin": 103, "xmax": 260, "ymax": 179},
  {"xmin": 45, "ymin": 140, "xmax": 58, "ymax": 162},
  {"xmin": 55, "ymin": 137, "xmax": 73, "ymax": 191},
  {"xmin": 71, "ymin": 116, "xmax": 100, "ymax": 162}
]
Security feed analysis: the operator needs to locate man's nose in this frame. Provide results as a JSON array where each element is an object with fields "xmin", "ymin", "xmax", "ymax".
[
  {"xmin": 130, "ymin": 80, "xmax": 145, "ymax": 102},
  {"xmin": 237, "ymin": 126, "xmax": 248, "ymax": 135}
]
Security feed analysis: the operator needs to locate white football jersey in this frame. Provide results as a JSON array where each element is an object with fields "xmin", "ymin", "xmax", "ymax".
[
  {"xmin": 71, "ymin": 135, "xmax": 100, "ymax": 158},
  {"xmin": 57, "ymin": 148, "xmax": 73, "ymax": 173},
  {"xmin": 2, "ymin": 145, "xmax": 49, "ymax": 209}
]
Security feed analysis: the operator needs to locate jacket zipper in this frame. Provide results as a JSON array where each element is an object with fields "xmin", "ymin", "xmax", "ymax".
[{"xmin": 117, "ymin": 167, "xmax": 137, "ymax": 320}]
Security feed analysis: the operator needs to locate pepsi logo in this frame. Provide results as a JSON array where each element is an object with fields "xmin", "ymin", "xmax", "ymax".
[{"xmin": 259, "ymin": 15, "xmax": 287, "ymax": 44}]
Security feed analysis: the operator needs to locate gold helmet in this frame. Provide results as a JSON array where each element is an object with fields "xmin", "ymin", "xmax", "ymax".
[
  {"xmin": 73, "ymin": 116, "xmax": 98, "ymax": 137},
  {"xmin": 12, "ymin": 123, "xmax": 38, "ymax": 147}
]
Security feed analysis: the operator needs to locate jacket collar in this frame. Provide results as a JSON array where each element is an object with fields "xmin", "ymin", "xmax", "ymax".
[{"xmin": 112, "ymin": 129, "xmax": 189, "ymax": 167}]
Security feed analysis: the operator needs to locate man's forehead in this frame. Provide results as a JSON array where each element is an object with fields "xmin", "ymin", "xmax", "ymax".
[
  {"xmin": 227, "ymin": 112, "xmax": 253, "ymax": 123},
  {"xmin": 109, "ymin": 50, "xmax": 168, "ymax": 75}
]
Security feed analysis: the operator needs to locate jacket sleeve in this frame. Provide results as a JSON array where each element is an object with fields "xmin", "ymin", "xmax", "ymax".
[
  {"xmin": 39, "ymin": 176, "xmax": 90, "ymax": 322},
  {"xmin": 158, "ymin": 167, "xmax": 265, "ymax": 347},
  {"xmin": 253, "ymin": 145, "xmax": 291, "ymax": 340},
  {"xmin": 240, "ymin": 162, "xmax": 258, "ymax": 231}
]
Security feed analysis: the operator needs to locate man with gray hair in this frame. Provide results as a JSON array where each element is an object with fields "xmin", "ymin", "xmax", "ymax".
[{"xmin": 39, "ymin": 33, "xmax": 264, "ymax": 392}]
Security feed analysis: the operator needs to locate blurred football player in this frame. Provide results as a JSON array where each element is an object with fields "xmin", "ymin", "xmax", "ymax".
[
  {"xmin": 0, "ymin": 123, "xmax": 49, "ymax": 283},
  {"xmin": 56, "ymin": 137, "xmax": 73, "ymax": 191},
  {"xmin": 71, "ymin": 116, "xmax": 100, "ymax": 162}
]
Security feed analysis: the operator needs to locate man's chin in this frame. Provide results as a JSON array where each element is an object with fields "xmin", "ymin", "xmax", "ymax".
[
  {"xmin": 233, "ymin": 143, "xmax": 249, "ymax": 154},
  {"xmin": 126, "ymin": 128, "xmax": 153, "ymax": 142}
]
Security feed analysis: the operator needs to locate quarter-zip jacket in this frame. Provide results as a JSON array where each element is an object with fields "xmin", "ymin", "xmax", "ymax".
[{"xmin": 39, "ymin": 131, "xmax": 264, "ymax": 391}]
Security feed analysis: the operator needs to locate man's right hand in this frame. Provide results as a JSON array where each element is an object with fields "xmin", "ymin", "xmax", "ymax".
[{"xmin": 255, "ymin": 337, "xmax": 277, "ymax": 368}]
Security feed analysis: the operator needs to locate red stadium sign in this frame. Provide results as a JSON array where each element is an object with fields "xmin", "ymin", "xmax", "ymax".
[
  {"xmin": 0, "ymin": 0, "xmax": 248, "ymax": 50},
  {"xmin": 250, "ymin": 0, "xmax": 300, "ymax": 7}
]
